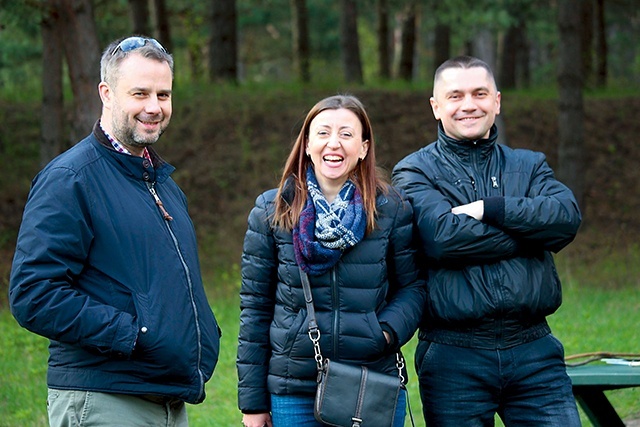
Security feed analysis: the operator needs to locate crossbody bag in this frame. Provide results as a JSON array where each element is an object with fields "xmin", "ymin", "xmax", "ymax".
[{"xmin": 299, "ymin": 267, "xmax": 414, "ymax": 427}]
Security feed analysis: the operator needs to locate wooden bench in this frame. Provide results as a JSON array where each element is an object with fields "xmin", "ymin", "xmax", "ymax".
[{"xmin": 567, "ymin": 363, "xmax": 640, "ymax": 426}]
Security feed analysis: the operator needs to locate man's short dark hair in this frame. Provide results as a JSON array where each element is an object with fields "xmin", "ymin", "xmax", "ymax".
[{"xmin": 433, "ymin": 55, "xmax": 497, "ymax": 91}]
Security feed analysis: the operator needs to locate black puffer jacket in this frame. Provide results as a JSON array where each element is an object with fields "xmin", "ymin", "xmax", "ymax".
[
  {"xmin": 392, "ymin": 124, "xmax": 581, "ymax": 349},
  {"xmin": 237, "ymin": 183, "xmax": 425, "ymax": 413}
]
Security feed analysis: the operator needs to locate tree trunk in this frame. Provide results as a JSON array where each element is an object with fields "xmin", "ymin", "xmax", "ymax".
[
  {"xmin": 433, "ymin": 24, "xmax": 450, "ymax": 67},
  {"xmin": 594, "ymin": 0, "xmax": 607, "ymax": 88},
  {"xmin": 210, "ymin": 0, "xmax": 238, "ymax": 83},
  {"xmin": 397, "ymin": 1, "xmax": 417, "ymax": 81},
  {"xmin": 290, "ymin": 0, "xmax": 310, "ymax": 83},
  {"xmin": 153, "ymin": 0, "xmax": 173, "ymax": 53},
  {"xmin": 471, "ymin": 30, "xmax": 496, "ymax": 71},
  {"xmin": 128, "ymin": 0, "xmax": 151, "ymax": 36},
  {"xmin": 59, "ymin": 0, "xmax": 102, "ymax": 142},
  {"xmin": 557, "ymin": 0, "xmax": 586, "ymax": 210},
  {"xmin": 376, "ymin": 0, "xmax": 391, "ymax": 80},
  {"xmin": 339, "ymin": 0, "xmax": 363, "ymax": 84},
  {"xmin": 500, "ymin": 26, "xmax": 519, "ymax": 89},
  {"xmin": 433, "ymin": 0, "xmax": 450, "ymax": 73},
  {"xmin": 41, "ymin": 0, "xmax": 65, "ymax": 166},
  {"xmin": 580, "ymin": 0, "xmax": 594, "ymax": 87},
  {"xmin": 519, "ymin": 22, "xmax": 531, "ymax": 89},
  {"xmin": 500, "ymin": 22, "xmax": 529, "ymax": 89}
]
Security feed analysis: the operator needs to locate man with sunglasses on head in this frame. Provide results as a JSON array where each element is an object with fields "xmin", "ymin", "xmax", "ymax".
[{"xmin": 9, "ymin": 36, "xmax": 221, "ymax": 427}]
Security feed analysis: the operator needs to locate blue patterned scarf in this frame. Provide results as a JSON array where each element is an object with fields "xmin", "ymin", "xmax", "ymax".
[{"xmin": 293, "ymin": 168, "xmax": 366, "ymax": 276}]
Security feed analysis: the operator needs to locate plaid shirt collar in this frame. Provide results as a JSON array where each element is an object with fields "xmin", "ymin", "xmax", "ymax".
[{"xmin": 100, "ymin": 121, "xmax": 153, "ymax": 165}]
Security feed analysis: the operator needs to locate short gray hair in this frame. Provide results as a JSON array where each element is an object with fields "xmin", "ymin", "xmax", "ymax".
[{"xmin": 100, "ymin": 36, "xmax": 174, "ymax": 86}]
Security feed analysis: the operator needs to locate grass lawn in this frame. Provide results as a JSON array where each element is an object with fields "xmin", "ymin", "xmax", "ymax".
[{"xmin": 1, "ymin": 258, "xmax": 639, "ymax": 426}]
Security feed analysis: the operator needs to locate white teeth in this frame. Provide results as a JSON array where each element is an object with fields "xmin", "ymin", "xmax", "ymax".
[{"xmin": 324, "ymin": 155, "xmax": 343, "ymax": 162}]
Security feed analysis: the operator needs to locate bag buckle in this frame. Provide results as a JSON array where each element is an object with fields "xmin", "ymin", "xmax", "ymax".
[
  {"xmin": 308, "ymin": 327, "xmax": 323, "ymax": 370},
  {"xmin": 396, "ymin": 353, "xmax": 406, "ymax": 383}
]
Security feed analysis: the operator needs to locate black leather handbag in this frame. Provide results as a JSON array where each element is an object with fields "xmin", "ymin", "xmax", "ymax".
[
  {"xmin": 299, "ymin": 268, "xmax": 411, "ymax": 427},
  {"xmin": 314, "ymin": 357, "xmax": 402, "ymax": 427}
]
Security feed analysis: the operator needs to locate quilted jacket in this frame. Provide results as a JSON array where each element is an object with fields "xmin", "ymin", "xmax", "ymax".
[{"xmin": 237, "ymin": 183, "xmax": 425, "ymax": 413}]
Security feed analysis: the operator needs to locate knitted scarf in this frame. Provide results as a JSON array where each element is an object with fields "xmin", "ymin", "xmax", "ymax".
[{"xmin": 293, "ymin": 168, "xmax": 366, "ymax": 276}]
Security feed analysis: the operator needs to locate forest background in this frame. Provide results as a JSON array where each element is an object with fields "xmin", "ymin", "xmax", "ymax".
[
  {"xmin": 1, "ymin": 0, "xmax": 639, "ymax": 284},
  {"xmin": 0, "ymin": 0, "xmax": 639, "ymax": 424}
]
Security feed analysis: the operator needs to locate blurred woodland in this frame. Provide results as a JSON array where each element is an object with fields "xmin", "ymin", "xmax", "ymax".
[
  {"xmin": 0, "ymin": 0, "xmax": 639, "ymax": 294},
  {"xmin": 1, "ymin": 0, "xmax": 639, "ymax": 208}
]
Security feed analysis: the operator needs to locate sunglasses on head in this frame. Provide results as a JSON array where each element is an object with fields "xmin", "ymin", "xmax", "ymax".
[{"xmin": 111, "ymin": 36, "xmax": 167, "ymax": 56}]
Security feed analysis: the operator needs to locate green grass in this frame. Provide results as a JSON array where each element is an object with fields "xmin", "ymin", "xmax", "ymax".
[
  {"xmin": 1, "ymin": 256, "xmax": 639, "ymax": 426},
  {"xmin": 0, "ymin": 309, "xmax": 49, "ymax": 426}
]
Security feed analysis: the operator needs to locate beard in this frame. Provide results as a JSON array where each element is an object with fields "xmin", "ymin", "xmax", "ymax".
[
  {"xmin": 112, "ymin": 112, "xmax": 170, "ymax": 149},
  {"xmin": 122, "ymin": 125, "xmax": 165, "ymax": 148}
]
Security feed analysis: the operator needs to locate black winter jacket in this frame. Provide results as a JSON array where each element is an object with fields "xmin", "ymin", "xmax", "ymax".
[
  {"xmin": 392, "ymin": 124, "xmax": 581, "ymax": 349},
  {"xmin": 236, "ymin": 183, "xmax": 426, "ymax": 413}
]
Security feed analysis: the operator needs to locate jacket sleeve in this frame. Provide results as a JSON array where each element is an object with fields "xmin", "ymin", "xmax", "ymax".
[
  {"xmin": 237, "ymin": 192, "xmax": 277, "ymax": 413},
  {"xmin": 392, "ymin": 153, "xmax": 521, "ymax": 266},
  {"xmin": 377, "ymin": 190, "xmax": 426, "ymax": 350},
  {"xmin": 9, "ymin": 166, "xmax": 138, "ymax": 358},
  {"xmin": 482, "ymin": 151, "xmax": 581, "ymax": 253}
]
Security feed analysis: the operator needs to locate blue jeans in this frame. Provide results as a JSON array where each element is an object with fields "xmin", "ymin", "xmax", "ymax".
[
  {"xmin": 415, "ymin": 334, "xmax": 581, "ymax": 426},
  {"xmin": 271, "ymin": 389, "xmax": 407, "ymax": 427}
]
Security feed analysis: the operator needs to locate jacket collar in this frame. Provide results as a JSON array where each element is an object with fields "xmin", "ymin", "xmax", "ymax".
[
  {"xmin": 437, "ymin": 122, "xmax": 499, "ymax": 162},
  {"xmin": 91, "ymin": 120, "xmax": 175, "ymax": 183}
]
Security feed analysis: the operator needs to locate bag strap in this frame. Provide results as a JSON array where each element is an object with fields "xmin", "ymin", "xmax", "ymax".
[
  {"xmin": 300, "ymin": 267, "xmax": 324, "ymax": 370},
  {"xmin": 300, "ymin": 267, "xmax": 406, "ymax": 378}
]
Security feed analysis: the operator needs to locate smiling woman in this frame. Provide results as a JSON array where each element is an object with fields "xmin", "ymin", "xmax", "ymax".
[
  {"xmin": 236, "ymin": 94, "xmax": 426, "ymax": 427},
  {"xmin": 305, "ymin": 108, "xmax": 369, "ymax": 203}
]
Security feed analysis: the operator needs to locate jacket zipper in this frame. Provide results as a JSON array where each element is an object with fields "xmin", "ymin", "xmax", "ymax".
[
  {"xmin": 331, "ymin": 267, "xmax": 339, "ymax": 359},
  {"xmin": 147, "ymin": 182, "xmax": 173, "ymax": 221},
  {"xmin": 469, "ymin": 147, "xmax": 481, "ymax": 196},
  {"xmin": 470, "ymin": 147, "xmax": 505, "ymax": 343},
  {"xmin": 145, "ymin": 181, "xmax": 206, "ymax": 400}
]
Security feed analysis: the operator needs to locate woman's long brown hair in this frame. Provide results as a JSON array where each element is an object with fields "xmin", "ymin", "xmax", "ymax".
[{"xmin": 272, "ymin": 95, "xmax": 388, "ymax": 233}]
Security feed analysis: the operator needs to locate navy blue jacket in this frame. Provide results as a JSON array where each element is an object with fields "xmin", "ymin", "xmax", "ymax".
[
  {"xmin": 237, "ymin": 183, "xmax": 426, "ymax": 413},
  {"xmin": 392, "ymin": 124, "xmax": 581, "ymax": 349},
  {"xmin": 9, "ymin": 123, "xmax": 220, "ymax": 404}
]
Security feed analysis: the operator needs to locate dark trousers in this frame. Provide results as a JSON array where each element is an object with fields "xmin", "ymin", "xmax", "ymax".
[{"xmin": 415, "ymin": 334, "xmax": 581, "ymax": 426}]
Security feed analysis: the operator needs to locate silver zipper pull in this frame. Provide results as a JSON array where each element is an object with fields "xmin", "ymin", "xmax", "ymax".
[{"xmin": 491, "ymin": 176, "xmax": 499, "ymax": 188}]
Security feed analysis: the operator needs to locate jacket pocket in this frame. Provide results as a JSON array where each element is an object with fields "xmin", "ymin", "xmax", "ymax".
[
  {"xmin": 131, "ymin": 293, "xmax": 194, "ymax": 381},
  {"xmin": 276, "ymin": 308, "xmax": 309, "ymax": 358},
  {"xmin": 362, "ymin": 311, "xmax": 387, "ymax": 361}
]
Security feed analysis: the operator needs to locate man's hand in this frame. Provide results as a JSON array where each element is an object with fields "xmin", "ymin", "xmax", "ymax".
[{"xmin": 451, "ymin": 200, "xmax": 484, "ymax": 221}]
